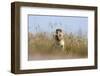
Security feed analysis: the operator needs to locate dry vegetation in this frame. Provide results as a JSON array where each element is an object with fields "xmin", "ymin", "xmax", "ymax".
[{"xmin": 28, "ymin": 32, "xmax": 88, "ymax": 60}]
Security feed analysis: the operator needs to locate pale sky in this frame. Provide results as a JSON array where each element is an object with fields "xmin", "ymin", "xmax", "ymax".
[{"xmin": 28, "ymin": 15, "xmax": 88, "ymax": 36}]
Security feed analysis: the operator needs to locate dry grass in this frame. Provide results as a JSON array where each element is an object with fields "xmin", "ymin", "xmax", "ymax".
[{"xmin": 28, "ymin": 32, "xmax": 88, "ymax": 60}]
